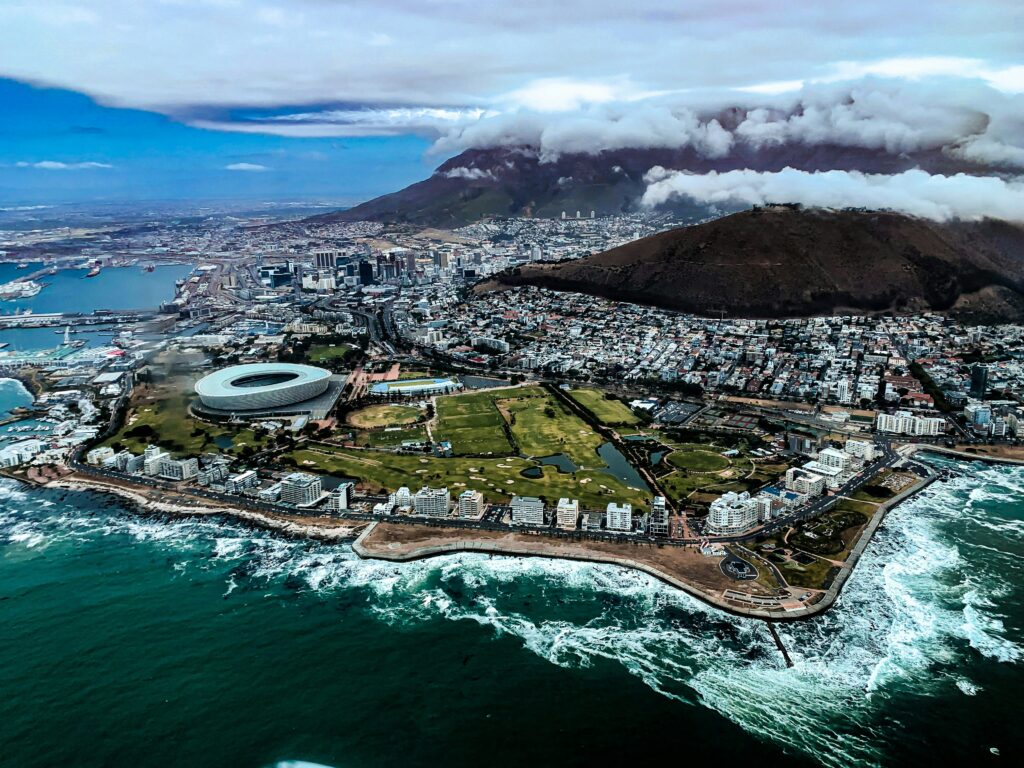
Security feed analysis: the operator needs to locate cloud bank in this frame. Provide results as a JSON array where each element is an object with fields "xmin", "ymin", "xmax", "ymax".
[
  {"xmin": 641, "ymin": 167, "xmax": 1024, "ymax": 223},
  {"xmin": 432, "ymin": 78, "xmax": 1024, "ymax": 169},
  {"xmin": 15, "ymin": 160, "xmax": 112, "ymax": 170},
  {"xmin": 224, "ymin": 163, "xmax": 269, "ymax": 172}
]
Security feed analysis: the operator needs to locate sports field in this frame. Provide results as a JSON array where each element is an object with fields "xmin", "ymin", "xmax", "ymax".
[
  {"xmin": 567, "ymin": 387, "xmax": 640, "ymax": 426},
  {"xmin": 287, "ymin": 444, "xmax": 649, "ymax": 509},
  {"xmin": 432, "ymin": 387, "xmax": 526, "ymax": 455},
  {"xmin": 347, "ymin": 404, "xmax": 421, "ymax": 429},
  {"xmin": 307, "ymin": 343, "xmax": 352, "ymax": 363}
]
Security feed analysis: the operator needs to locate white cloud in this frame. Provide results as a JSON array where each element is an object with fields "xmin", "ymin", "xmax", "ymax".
[
  {"xmin": 641, "ymin": 167, "xmax": 1024, "ymax": 223},
  {"xmin": 432, "ymin": 77, "xmax": 1024, "ymax": 168},
  {"xmin": 0, "ymin": 1, "xmax": 1019, "ymax": 113},
  {"xmin": 15, "ymin": 160, "xmax": 112, "ymax": 170},
  {"xmin": 224, "ymin": 162, "xmax": 269, "ymax": 171},
  {"xmin": 442, "ymin": 167, "xmax": 495, "ymax": 180}
]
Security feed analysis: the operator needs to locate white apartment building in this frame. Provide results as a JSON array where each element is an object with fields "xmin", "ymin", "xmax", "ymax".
[
  {"xmin": 605, "ymin": 502, "xmax": 633, "ymax": 532},
  {"xmin": 414, "ymin": 486, "xmax": 451, "ymax": 517},
  {"xmin": 816, "ymin": 447, "xmax": 852, "ymax": 471},
  {"xmin": 458, "ymin": 490, "xmax": 484, "ymax": 518},
  {"xmin": 143, "ymin": 450, "xmax": 169, "ymax": 476},
  {"xmin": 555, "ymin": 497, "xmax": 579, "ymax": 529},
  {"xmin": 876, "ymin": 410, "xmax": 945, "ymax": 436},
  {"xmin": 280, "ymin": 472, "xmax": 323, "ymax": 506},
  {"xmin": 511, "ymin": 495, "xmax": 544, "ymax": 526},
  {"xmin": 801, "ymin": 460, "xmax": 845, "ymax": 489},
  {"xmin": 394, "ymin": 486, "xmax": 413, "ymax": 509},
  {"xmin": 648, "ymin": 495, "xmax": 668, "ymax": 536},
  {"xmin": 0, "ymin": 439, "xmax": 43, "ymax": 467},
  {"xmin": 844, "ymin": 438, "xmax": 878, "ymax": 462},
  {"xmin": 785, "ymin": 467, "xmax": 826, "ymax": 496},
  {"xmin": 225, "ymin": 469, "xmax": 259, "ymax": 493},
  {"xmin": 158, "ymin": 456, "xmax": 199, "ymax": 481},
  {"xmin": 707, "ymin": 491, "xmax": 760, "ymax": 535},
  {"xmin": 86, "ymin": 446, "xmax": 115, "ymax": 465},
  {"xmin": 326, "ymin": 483, "xmax": 353, "ymax": 511}
]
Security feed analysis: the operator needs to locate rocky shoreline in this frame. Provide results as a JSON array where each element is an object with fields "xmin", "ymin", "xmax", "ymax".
[{"xmin": 35, "ymin": 473, "xmax": 367, "ymax": 543}]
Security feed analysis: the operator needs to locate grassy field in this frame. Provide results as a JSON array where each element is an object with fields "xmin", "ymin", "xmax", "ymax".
[
  {"xmin": 501, "ymin": 390, "xmax": 605, "ymax": 466},
  {"xmin": 102, "ymin": 379, "xmax": 268, "ymax": 458},
  {"xmin": 433, "ymin": 388, "xmax": 523, "ymax": 455},
  {"xmin": 567, "ymin": 387, "xmax": 640, "ymax": 426},
  {"xmin": 355, "ymin": 425, "xmax": 429, "ymax": 448},
  {"xmin": 397, "ymin": 369, "xmax": 434, "ymax": 380},
  {"xmin": 665, "ymin": 449, "xmax": 730, "ymax": 472},
  {"xmin": 287, "ymin": 444, "xmax": 649, "ymax": 509},
  {"xmin": 658, "ymin": 443, "xmax": 787, "ymax": 508},
  {"xmin": 773, "ymin": 556, "xmax": 837, "ymax": 591},
  {"xmin": 307, "ymin": 343, "xmax": 351, "ymax": 363},
  {"xmin": 347, "ymin": 404, "xmax": 421, "ymax": 429},
  {"xmin": 432, "ymin": 385, "xmax": 609, "ymax": 465}
]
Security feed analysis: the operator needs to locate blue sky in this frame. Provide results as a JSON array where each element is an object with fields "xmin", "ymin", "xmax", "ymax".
[{"xmin": 0, "ymin": 79, "xmax": 435, "ymax": 205}]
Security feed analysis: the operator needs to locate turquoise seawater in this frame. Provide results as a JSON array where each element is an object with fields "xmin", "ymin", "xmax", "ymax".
[
  {"xmin": 1, "ymin": 456, "xmax": 1022, "ymax": 767},
  {"xmin": 0, "ymin": 377, "xmax": 33, "ymax": 415},
  {"xmin": 0, "ymin": 264, "xmax": 192, "ymax": 314}
]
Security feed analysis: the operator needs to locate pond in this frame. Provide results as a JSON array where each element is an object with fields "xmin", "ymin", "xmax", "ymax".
[
  {"xmin": 650, "ymin": 450, "xmax": 665, "ymax": 466},
  {"xmin": 538, "ymin": 453, "xmax": 578, "ymax": 473},
  {"xmin": 520, "ymin": 466, "xmax": 544, "ymax": 479},
  {"xmin": 213, "ymin": 435, "xmax": 234, "ymax": 450},
  {"xmin": 597, "ymin": 442, "xmax": 650, "ymax": 491}
]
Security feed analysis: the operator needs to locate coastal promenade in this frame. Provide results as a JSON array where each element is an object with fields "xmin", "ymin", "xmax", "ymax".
[
  {"xmin": 3, "ymin": 434, "xmax": 961, "ymax": 623},
  {"xmin": 351, "ymin": 463, "xmax": 941, "ymax": 622}
]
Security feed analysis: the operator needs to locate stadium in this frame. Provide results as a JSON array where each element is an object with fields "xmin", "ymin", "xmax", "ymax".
[
  {"xmin": 194, "ymin": 363, "xmax": 342, "ymax": 418},
  {"xmin": 369, "ymin": 377, "xmax": 462, "ymax": 397}
]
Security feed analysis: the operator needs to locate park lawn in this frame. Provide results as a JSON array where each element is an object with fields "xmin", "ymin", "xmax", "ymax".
[
  {"xmin": 568, "ymin": 387, "xmax": 640, "ymax": 426},
  {"xmin": 356, "ymin": 425, "xmax": 429, "ymax": 448},
  {"xmin": 348, "ymin": 404, "xmax": 421, "ymax": 429},
  {"xmin": 308, "ymin": 343, "xmax": 351, "ymax": 363},
  {"xmin": 103, "ymin": 381, "xmax": 267, "ymax": 458},
  {"xmin": 665, "ymin": 448, "xmax": 730, "ymax": 472},
  {"xmin": 286, "ymin": 445, "xmax": 649, "ymax": 509},
  {"xmin": 660, "ymin": 471, "xmax": 713, "ymax": 506},
  {"xmin": 774, "ymin": 556, "xmax": 837, "ymax": 590},
  {"xmin": 398, "ymin": 369, "xmax": 434, "ymax": 380},
  {"xmin": 433, "ymin": 388, "xmax": 519, "ymax": 455}
]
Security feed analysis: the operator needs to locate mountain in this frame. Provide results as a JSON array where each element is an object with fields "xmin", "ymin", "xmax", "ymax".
[
  {"xmin": 477, "ymin": 206, "xmax": 1024, "ymax": 322},
  {"xmin": 312, "ymin": 144, "xmax": 1005, "ymax": 228}
]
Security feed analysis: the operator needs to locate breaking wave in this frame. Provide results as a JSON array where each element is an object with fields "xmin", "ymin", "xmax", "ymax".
[{"xmin": 2, "ymin": 457, "xmax": 1022, "ymax": 767}]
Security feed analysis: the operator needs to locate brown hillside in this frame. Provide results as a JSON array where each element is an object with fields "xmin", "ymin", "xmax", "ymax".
[{"xmin": 480, "ymin": 207, "xmax": 1024, "ymax": 322}]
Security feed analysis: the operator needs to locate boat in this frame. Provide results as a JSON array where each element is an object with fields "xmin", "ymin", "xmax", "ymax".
[
  {"xmin": 85, "ymin": 267, "xmax": 101, "ymax": 278},
  {"xmin": 0, "ymin": 279, "xmax": 43, "ymax": 300},
  {"xmin": 143, "ymin": 264, "xmax": 156, "ymax": 273},
  {"xmin": 16, "ymin": 262, "xmax": 28, "ymax": 269}
]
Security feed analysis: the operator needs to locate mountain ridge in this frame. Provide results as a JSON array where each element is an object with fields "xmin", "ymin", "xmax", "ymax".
[
  {"xmin": 476, "ymin": 207, "xmax": 1024, "ymax": 322},
  {"xmin": 311, "ymin": 144, "xmax": 1012, "ymax": 228}
]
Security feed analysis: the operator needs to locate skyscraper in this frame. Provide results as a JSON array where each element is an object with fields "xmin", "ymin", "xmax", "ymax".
[
  {"xmin": 358, "ymin": 260, "xmax": 375, "ymax": 285},
  {"xmin": 970, "ymin": 364, "xmax": 988, "ymax": 398}
]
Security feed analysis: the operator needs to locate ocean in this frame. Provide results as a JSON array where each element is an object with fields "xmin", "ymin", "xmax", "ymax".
[
  {"xmin": 0, "ymin": 264, "xmax": 193, "ymax": 315},
  {"xmin": 1, "ymin": 456, "xmax": 1022, "ymax": 768}
]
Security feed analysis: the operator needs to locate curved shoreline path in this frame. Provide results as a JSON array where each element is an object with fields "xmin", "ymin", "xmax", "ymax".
[
  {"xmin": 17, "ymin": 439, "xmax": 991, "ymax": 623},
  {"xmin": 352, "ymin": 462, "xmax": 941, "ymax": 622}
]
